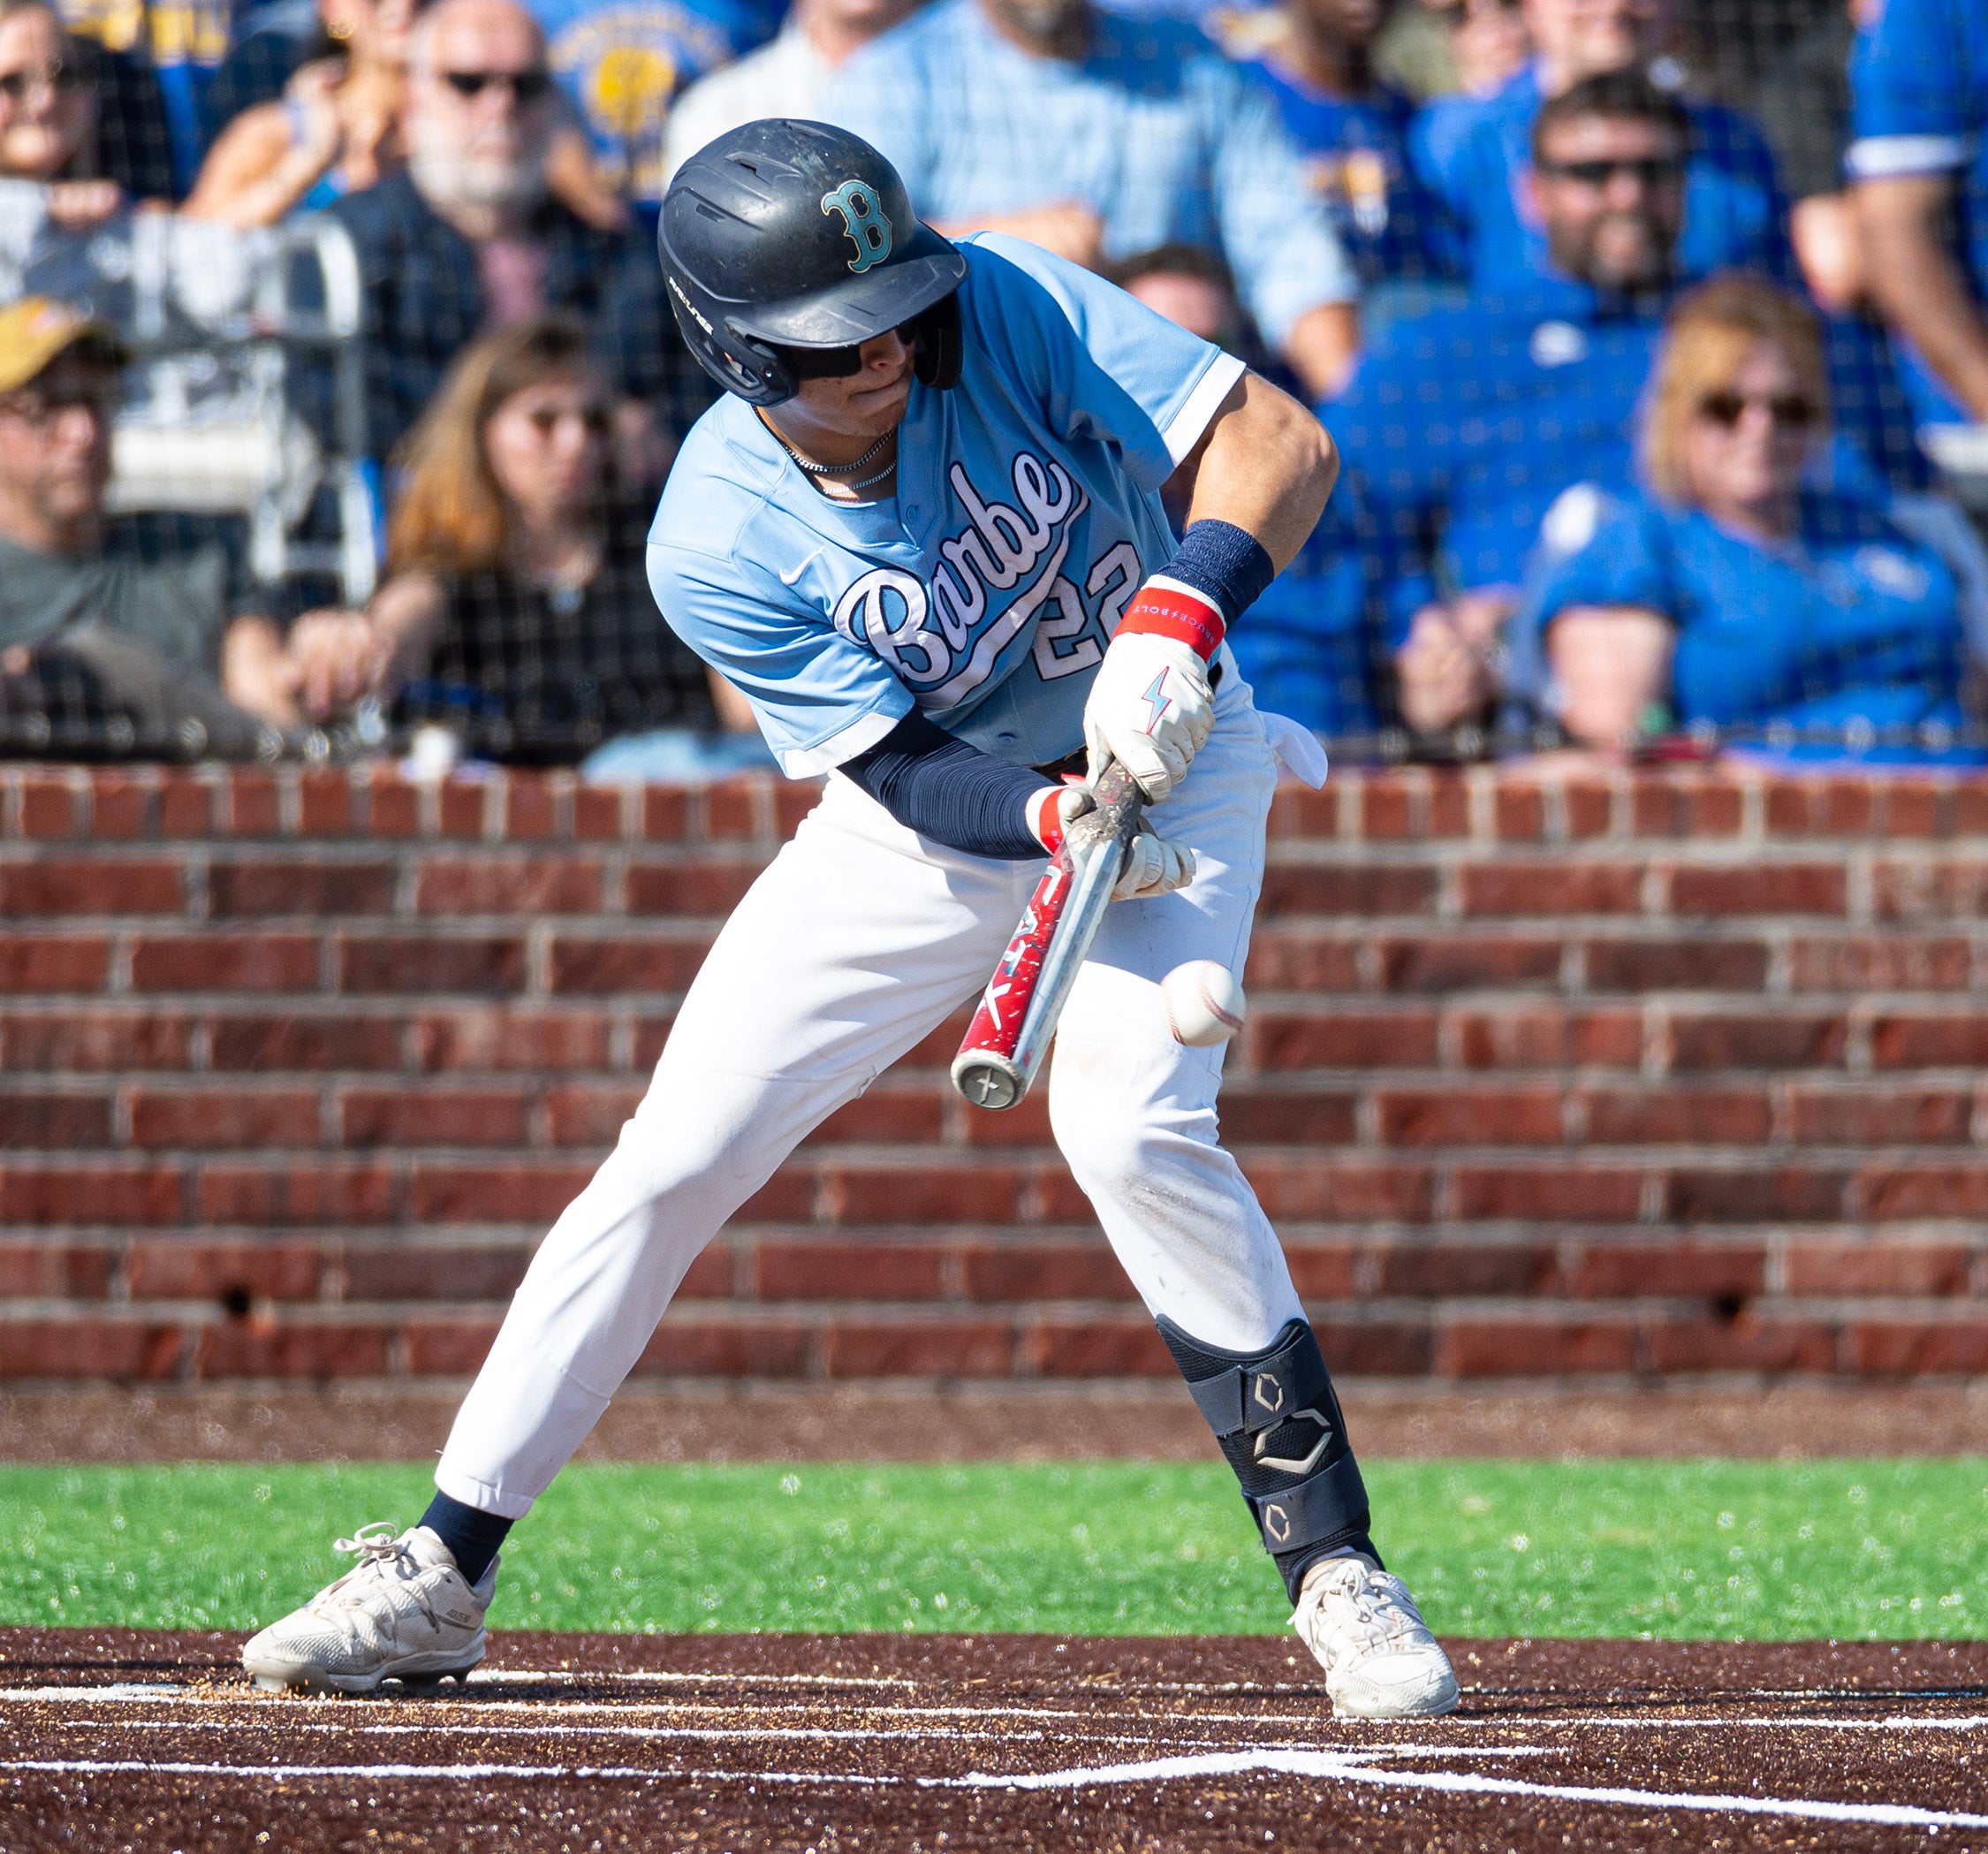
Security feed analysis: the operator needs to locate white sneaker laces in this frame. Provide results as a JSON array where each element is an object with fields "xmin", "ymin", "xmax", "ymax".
[
  {"xmin": 1300, "ymin": 1560, "xmax": 1418, "ymax": 1656},
  {"xmin": 310, "ymin": 1522, "xmax": 439, "ymax": 1629}
]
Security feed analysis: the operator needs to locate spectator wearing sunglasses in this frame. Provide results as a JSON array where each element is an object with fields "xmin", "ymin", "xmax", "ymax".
[
  {"xmin": 1409, "ymin": 0, "xmax": 1788, "ymax": 293},
  {"xmin": 0, "ymin": 0, "xmax": 173, "ymax": 229},
  {"xmin": 304, "ymin": 314, "xmax": 756, "ymax": 767},
  {"xmin": 1511, "ymin": 277, "xmax": 1988, "ymax": 764},
  {"xmin": 322, "ymin": 0, "xmax": 687, "ymax": 460}
]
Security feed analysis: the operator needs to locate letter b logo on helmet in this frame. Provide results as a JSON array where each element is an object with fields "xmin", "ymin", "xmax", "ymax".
[{"xmin": 821, "ymin": 179, "xmax": 892, "ymax": 273}]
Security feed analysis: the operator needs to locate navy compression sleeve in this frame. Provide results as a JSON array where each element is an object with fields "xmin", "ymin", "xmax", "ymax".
[{"xmin": 842, "ymin": 711, "xmax": 1056, "ymax": 859}]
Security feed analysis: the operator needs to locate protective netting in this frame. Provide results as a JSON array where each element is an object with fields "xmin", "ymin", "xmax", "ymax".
[{"xmin": 0, "ymin": 0, "xmax": 1982, "ymax": 771}]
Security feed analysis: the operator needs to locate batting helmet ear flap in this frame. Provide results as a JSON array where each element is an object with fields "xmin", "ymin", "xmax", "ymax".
[
  {"xmin": 910, "ymin": 292, "xmax": 962, "ymax": 391},
  {"xmin": 664, "ymin": 277, "xmax": 801, "ymax": 407}
]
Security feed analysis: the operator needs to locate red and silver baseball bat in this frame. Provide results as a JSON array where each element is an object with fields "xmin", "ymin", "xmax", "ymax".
[{"xmin": 951, "ymin": 760, "xmax": 1144, "ymax": 1110}]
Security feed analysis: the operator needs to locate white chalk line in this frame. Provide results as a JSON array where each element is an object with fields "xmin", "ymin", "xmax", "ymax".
[
  {"xmin": 0, "ymin": 1758, "xmax": 888, "ymax": 1787},
  {"xmin": 936, "ymin": 1748, "xmax": 1988, "ymax": 1830}
]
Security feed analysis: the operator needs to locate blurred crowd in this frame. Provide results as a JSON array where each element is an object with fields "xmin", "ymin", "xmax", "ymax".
[{"xmin": 2, "ymin": 0, "xmax": 1987, "ymax": 773}]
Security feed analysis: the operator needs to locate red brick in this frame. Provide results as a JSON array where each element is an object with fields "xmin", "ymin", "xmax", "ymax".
[
  {"xmin": 0, "ymin": 858, "xmax": 183, "ymax": 916},
  {"xmin": 1872, "ymin": 858, "xmax": 1988, "ymax": 922},
  {"xmin": 1787, "ymin": 936, "xmax": 1971, "ymax": 992},
  {"xmin": 1878, "ymin": 779, "xmax": 1949, "ymax": 840},
  {"xmin": 341, "ymin": 1242, "xmax": 535, "ymax": 1302},
  {"xmin": 1257, "ymin": 865, "xmax": 1437, "ymax": 917},
  {"xmin": 753, "ymin": 1241, "xmax": 948, "ymax": 1301},
  {"xmin": 1437, "ymin": 1317, "xmax": 1636, "ymax": 1376},
  {"xmin": 625, "ymin": 863, "xmax": 765, "ymax": 916},
  {"xmin": 126, "ymin": 1242, "xmax": 322, "ymax": 1302},
  {"xmin": 0, "ymin": 1090, "xmax": 112, "ymax": 1148},
  {"xmin": 15, "ymin": 771, "xmax": 77, "ymax": 838},
  {"xmin": 960, "ymin": 1242, "xmax": 1136, "ymax": 1303},
  {"xmin": 209, "ymin": 1012, "xmax": 402, "ymax": 1071},
  {"xmin": 220, "ymin": 770, "xmax": 280, "ymax": 837},
  {"xmin": 437, "ymin": 778, "xmax": 487, "ymax": 840},
  {"xmin": 1243, "ymin": 933, "xmax": 1363, "ymax": 991},
  {"xmin": 1247, "ymin": 1158, "xmax": 1433, "ymax": 1221},
  {"xmin": 546, "ymin": 938, "xmax": 709, "ymax": 994},
  {"xmin": 1629, "ymin": 771, "xmax": 1744, "ymax": 838},
  {"xmin": 408, "ymin": 1163, "xmax": 593, "ymax": 1223},
  {"xmin": 1354, "ymin": 775, "xmax": 1419, "ymax": 841},
  {"xmin": 361, "ymin": 773, "xmax": 421, "ymax": 838},
  {"xmin": 1787, "ymin": 1087, "xmax": 1971, "ymax": 1145},
  {"xmin": 0, "ymin": 936, "xmax": 110, "ymax": 992},
  {"xmin": 1846, "ymin": 1321, "xmax": 1988, "ymax": 1376},
  {"xmin": 1427, "ymin": 776, "xmax": 1470, "ymax": 840},
  {"xmin": 1561, "ymin": 777, "xmax": 1613, "ymax": 840},
  {"xmin": 1870, "ymin": 1014, "xmax": 1988, "ymax": 1069},
  {"xmin": 0, "ymin": 1164, "xmax": 184, "ymax": 1225},
  {"xmin": 821, "ymin": 1166, "xmax": 1021, "ymax": 1225},
  {"xmin": 411, "ymin": 1008, "xmax": 611, "ymax": 1073},
  {"xmin": 899, "ymin": 1012, "xmax": 975, "ymax": 1068},
  {"xmin": 1021, "ymin": 1319, "xmax": 1172, "ymax": 1377},
  {"xmin": 1783, "ymin": 1242, "xmax": 1972, "ymax": 1297},
  {"xmin": 1567, "ymin": 1242, "xmax": 1766, "ymax": 1299},
  {"xmin": 544, "ymin": 1083, "xmax": 644, "ymax": 1146},
  {"xmin": 1646, "ymin": 1316, "xmax": 1838, "ymax": 1372},
  {"xmin": 1858, "ymin": 1166, "xmax": 1988, "ymax": 1220},
  {"xmin": 195, "ymin": 1165, "xmax": 398, "ymax": 1227},
  {"xmin": 1249, "ymin": 1010, "xmax": 1439, "ymax": 1071},
  {"xmin": 1450, "ymin": 1007, "xmax": 1643, "ymax": 1071},
  {"xmin": 1452, "ymin": 1166, "xmax": 1643, "ymax": 1223},
  {"xmin": 1493, "ymin": 782, "xmax": 1546, "ymax": 842},
  {"xmin": 1376, "ymin": 937, "xmax": 1561, "ymax": 992},
  {"xmin": 0, "ymin": 1318, "xmax": 182, "ymax": 1379},
  {"xmin": 414, "ymin": 857, "xmax": 603, "ymax": 916},
  {"xmin": 338, "ymin": 936, "xmax": 526, "ymax": 995},
  {"xmin": 0, "ymin": 1010, "xmax": 190, "ymax": 1071},
  {"xmin": 82, "ymin": 771, "xmax": 149, "ymax": 840},
  {"xmin": 1284, "ymin": 1242, "xmax": 1362, "ymax": 1298},
  {"xmin": 1666, "ymin": 1013, "xmax": 1846, "ymax": 1071},
  {"xmin": 1266, "ymin": 785, "xmax": 1337, "ymax": 838},
  {"xmin": 1579, "ymin": 1087, "xmax": 1772, "ymax": 1144},
  {"xmin": 155, "ymin": 770, "xmax": 218, "ymax": 836},
  {"xmin": 1374, "ymin": 1242, "xmax": 1560, "ymax": 1297},
  {"xmin": 296, "ymin": 769, "xmax": 356, "ymax": 834},
  {"xmin": 339, "ymin": 1088, "xmax": 532, "ymax": 1149},
  {"xmin": 823, "ymin": 1319, "xmax": 1013, "ymax": 1377},
  {"xmin": 0, "ymin": 1242, "xmax": 110, "ymax": 1296},
  {"xmin": 735, "ymin": 1171, "xmax": 815, "ymax": 1221},
  {"xmin": 1312, "ymin": 1319, "xmax": 1436, "ymax": 1376},
  {"xmin": 1374, "ymin": 1088, "xmax": 1564, "ymax": 1147},
  {"xmin": 1219, "ymin": 1090, "xmax": 1359, "ymax": 1144},
  {"xmin": 772, "ymin": 781, "xmax": 821, "ymax": 837},
  {"xmin": 207, "ymin": 860, "xmax": 395, "ymax": 916},
  {"xmin": 1763, "ymin": 775, "xmax": 1875, "ymax": 836},
  {"xmin": 634, "ymin": 1318, "xmax": 812, "ymax": 1377},
  {"xmin": 1582, "ymin": 938, "xmax": 1768, "ymax": 992},
  {"xmin": 129, "ymin": 933, "xmax": 320, "ymax": 993},
  {"xmin": 641, "ymin": 788, "xmax": 690, "ymax": 841},
  {"xmin": 1666, "ymin": 1167, "xmax": 1845, "ymax": 1223},
  {"xmin": 402, "ymin": 1319, "xmax": 502, "ymax": 1374},
  {"xmin": 197, "ymin": 1319, "xmax": 391, "ymax": 1379},
  {"xmin": 573, "ymin": 786, "xmax": 626, "ymax": 842},
  {"xmin": 502, "ymin": 775, "xmax": 560, "ymax": 841},
  {"xmin": 128, "ymin": 1088, "xmax": 320, "ymax": 1151},
  {"xmin": 1459, "ymin": 862, "xmax": 1642, "ymax": 916}
]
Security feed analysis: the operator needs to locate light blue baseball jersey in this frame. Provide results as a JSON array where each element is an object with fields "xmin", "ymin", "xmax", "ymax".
[{"xmin": 648, "ymin": 232, "xmax": 1247, "ymax": 778}]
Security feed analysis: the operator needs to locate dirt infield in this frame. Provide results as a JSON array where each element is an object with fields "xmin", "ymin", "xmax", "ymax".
[{"xmin": 0, "ymin": 1629, "xmax": 1983, "ymax": 1851}]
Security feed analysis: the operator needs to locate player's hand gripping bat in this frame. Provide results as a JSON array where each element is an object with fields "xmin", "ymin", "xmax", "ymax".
[{"xmin": 950, "ymin": 760, "xmax": 1144, "ymax": 1111}]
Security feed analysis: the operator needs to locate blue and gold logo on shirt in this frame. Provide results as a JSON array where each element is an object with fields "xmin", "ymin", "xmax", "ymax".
[{"xmin": 821, "ymin": 180, "xmax": 892, "ymax": 273}]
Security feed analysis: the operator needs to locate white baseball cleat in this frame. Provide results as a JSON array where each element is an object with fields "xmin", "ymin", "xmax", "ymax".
[
  {"xmin": 1291, "ymin": 1555, "xmax": 1460, "ymax": 1719},
  {"xmin": 240, "ymin": 1523, "xmax": 496, "ymax": 1695}
]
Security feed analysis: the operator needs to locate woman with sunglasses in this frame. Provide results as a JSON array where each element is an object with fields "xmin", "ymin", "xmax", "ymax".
[
  {"xmin": 280, "ymin": 312, "xmax": 750, "ymax": 766},
  {"xmin": 1523, "ymin": 275, "xmax": 1988, "ymax": 764}
]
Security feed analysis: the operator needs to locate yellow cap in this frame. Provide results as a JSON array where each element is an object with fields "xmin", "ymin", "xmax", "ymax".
[{"xmin": 0, "ymin": 298, "xmax": 126, "ymax": 395}]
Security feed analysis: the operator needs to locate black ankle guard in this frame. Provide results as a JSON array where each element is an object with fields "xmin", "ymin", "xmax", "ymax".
[{"xmin": 1157, "ymin": 1315, "xmax": 1379, "ymax": 1601}]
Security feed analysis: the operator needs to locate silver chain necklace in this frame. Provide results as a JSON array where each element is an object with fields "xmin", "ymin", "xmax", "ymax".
[{"xmin": 766, "ymin": 422, "xmax": 894, "ymax": 478}]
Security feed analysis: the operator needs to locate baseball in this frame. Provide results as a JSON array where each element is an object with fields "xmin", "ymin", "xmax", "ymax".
[{"xmin": 1161, "ymin": 961, "xmax": 1246, "ymax": 1047}]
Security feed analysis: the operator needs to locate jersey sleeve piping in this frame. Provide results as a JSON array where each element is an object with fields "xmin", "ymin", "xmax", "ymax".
[
  {"xmin": 1161, "ymin": 352, "xmax": 1248, "ymax": 467},
  {"xmin": 1846, "ymin": 133, "xmax": 1976, "ymax": 179},
  {"xmin": 776, "ymin": 701, "xmax": 911, "ymax": 779}
]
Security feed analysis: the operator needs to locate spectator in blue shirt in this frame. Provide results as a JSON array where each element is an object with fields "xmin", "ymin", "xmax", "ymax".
[
  {"xmin": 820, "ymin": 0, "xmax": 1362, "ymax": 398},
  {"xmin": 1848, "ymin": 0, "xmax": 1988, "ymax": 431},
  {"xmin": 1232, "ymin": 0, "xmax": 1456, "ymax": 288},
  {"xmin": 1411, "ymin": 0, "xmax": 1788, "ymax": 293},
  {"xmin": 1513, "ymin": 276, "xmax": 1988, "ymax": 764}
]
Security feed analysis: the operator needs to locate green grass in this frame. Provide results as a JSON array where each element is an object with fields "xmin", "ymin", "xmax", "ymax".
[{"xmin": 3, "ymin": 1460, "xmax": 1982, "ymax": 1642}]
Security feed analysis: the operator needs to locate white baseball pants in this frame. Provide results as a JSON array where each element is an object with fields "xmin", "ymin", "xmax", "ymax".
[{"xmin": 436, "ymin": 672, "xmax": 1312, "ymax": 1518}]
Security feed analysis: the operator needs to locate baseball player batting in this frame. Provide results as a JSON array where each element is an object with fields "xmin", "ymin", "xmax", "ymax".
[{"xmin": 241, "ymin": 119, "xmax": 1458, "ymax": 1721}]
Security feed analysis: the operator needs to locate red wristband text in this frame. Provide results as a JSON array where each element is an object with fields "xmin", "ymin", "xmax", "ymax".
[{"xmin": 1118, "ymin": 583, "xmax": 1225, "ymax": 662}]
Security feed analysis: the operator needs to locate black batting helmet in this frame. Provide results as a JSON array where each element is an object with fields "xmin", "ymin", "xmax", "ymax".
[{"xmin": 660, "ymin": 119, "xmax": 967, "ymax": 407}]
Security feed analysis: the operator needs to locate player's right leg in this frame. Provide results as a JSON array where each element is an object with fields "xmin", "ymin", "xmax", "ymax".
[{"xmin": 243, "ymin": 776, "xmax": 1036, "ymax": 1693}]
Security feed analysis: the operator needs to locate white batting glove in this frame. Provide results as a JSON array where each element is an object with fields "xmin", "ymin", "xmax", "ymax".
[
  {"xmin": 1027, "ymin": 783, "xmax": 1195, "ymax": 901},
  {"xmin": 1082, "ymin": 630, "xmax": 1213, "ymax": 804}
]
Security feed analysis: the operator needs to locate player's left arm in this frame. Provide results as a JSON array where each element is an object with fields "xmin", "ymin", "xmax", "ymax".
[{"xmin": 1084, "ymin": 371, "xmax": 1338, "ymax": 800}]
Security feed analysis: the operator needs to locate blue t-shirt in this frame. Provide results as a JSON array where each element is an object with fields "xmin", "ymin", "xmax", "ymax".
[
  {"xmin": 1409, "ymin": 64, "xmax": 1792, "ymax": 293},
  {"xmin": 648, "ymin": 233, "xmax": 1248, "ymax": 777},
  {"xmin": 1521, "ymin": 484, "xmax": 1982, "ymax": 762},
  {"xmin": 529, "ymin": 0, "xmax": 778, "ymax": 204},
  {"xmin": 821, "ymin": 0, "xmax": 1357, "ymax": 349},
  {"xmin": 1847, "ymin": 0, "xmax": 1988, "ymax": 428},
  {"xmin": 1241, "ymin": 61, "xmax": 1456, "ymax": 286},
  {"xmin": 58, "ymin": 0, "xmax": 231, "ymax": 192}
]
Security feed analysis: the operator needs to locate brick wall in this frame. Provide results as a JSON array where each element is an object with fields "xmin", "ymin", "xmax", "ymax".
[{"xmin": 4, "ymin": 760, "xmax": 1987, "ymax": 1388}]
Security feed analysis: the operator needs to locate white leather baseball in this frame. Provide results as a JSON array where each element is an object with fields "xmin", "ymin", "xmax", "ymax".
[{"xmin": 1161, "ymin": 961, "xmax": 1246, "ymax": 1047}]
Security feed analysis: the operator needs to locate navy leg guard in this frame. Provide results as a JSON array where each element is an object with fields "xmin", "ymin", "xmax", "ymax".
[{"xmin": 1157, "ymin": 1315, "xmax": 1379, "ymax": 1602}]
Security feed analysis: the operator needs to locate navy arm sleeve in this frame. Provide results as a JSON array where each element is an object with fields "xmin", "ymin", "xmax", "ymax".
[{"xmin": 841, "ymin": 711, "xmax": 1057, "ymax": 860}]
